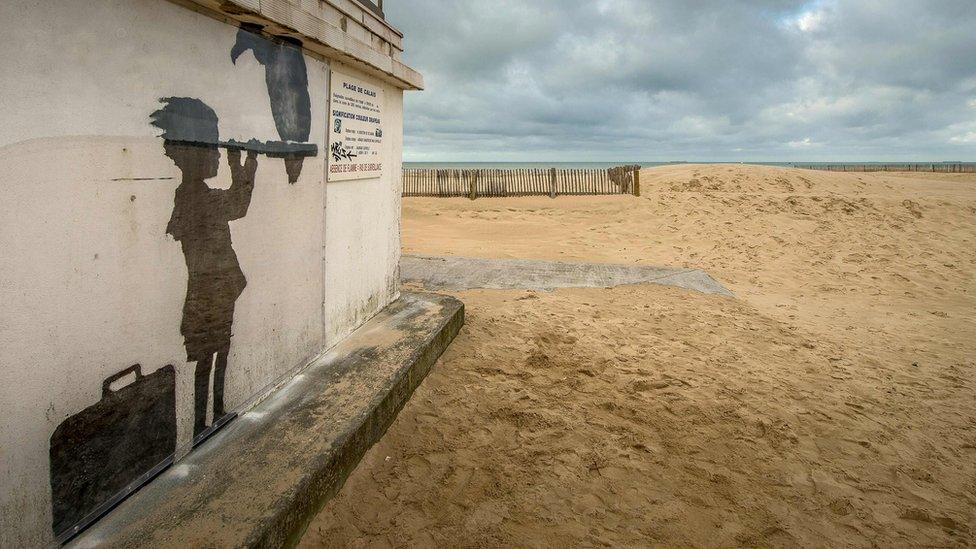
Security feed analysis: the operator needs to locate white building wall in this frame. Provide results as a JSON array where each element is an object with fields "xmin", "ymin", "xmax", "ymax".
[
  {"xmin": 324, "ymin": 68, "xmax": 404, "ymax": 343},
  {"xmin": 0, "ymin": 0, "xmax": 403, "ymax": 546}
]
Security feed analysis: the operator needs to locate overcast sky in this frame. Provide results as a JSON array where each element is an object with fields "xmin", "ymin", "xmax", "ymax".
[{"xmin": 385, "ymin": 0, "xmax": 976, "ymax": 162}]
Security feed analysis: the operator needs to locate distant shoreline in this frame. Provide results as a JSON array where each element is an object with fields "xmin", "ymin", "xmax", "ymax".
[{"xmin": 404, "ymin": 161, "xmax": 975, "ymax": 169}]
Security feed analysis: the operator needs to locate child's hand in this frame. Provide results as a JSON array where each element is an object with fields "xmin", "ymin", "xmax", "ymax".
[{"xmin": 228, "ymin": 149, "xmax": 258, "ymax": 183}]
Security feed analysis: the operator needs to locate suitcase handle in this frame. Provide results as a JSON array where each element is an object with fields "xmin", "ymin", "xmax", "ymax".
[{"xmin": 103, "ymin": 364, "xmax": 143, "ymax": 397}]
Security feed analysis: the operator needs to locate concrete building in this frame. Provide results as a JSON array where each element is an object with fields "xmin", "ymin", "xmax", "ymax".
[{"xmin": 0, "ymin": 0, "xmax": 423, "ymax": 545}]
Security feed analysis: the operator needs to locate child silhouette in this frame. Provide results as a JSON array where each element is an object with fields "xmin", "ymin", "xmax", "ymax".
[{"xmin": 151, "ymin": 97, "xmax": 257, "ymax": 439}]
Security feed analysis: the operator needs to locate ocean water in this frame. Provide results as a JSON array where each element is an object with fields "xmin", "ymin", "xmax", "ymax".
[{"xmin": 404, "ymin": 161, "xmax": 974, "ymax": 169}]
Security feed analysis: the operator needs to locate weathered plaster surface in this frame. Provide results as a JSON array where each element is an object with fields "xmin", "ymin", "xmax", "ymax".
[
  {"xmin": 0, "ymin": 0, "xmax": 403, "ymax": 545},
  {"xmin": 323, "ymin": 67, "xmax": 403, "ymax": 343}
]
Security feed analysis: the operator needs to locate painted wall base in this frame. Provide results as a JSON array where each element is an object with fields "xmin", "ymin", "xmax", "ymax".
[{"xmin": 68, "ymin": 292, "xmax": 464, "ymax": 548}]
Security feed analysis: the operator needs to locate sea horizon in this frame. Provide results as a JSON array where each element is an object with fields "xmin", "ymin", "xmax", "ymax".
[{"xmin": 404, "ymin": 160, "xmax": 974, "ymax": 169}]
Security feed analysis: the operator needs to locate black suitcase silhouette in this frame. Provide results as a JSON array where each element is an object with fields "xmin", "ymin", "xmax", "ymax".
[{"xmin": 49, "ymin": 363, "xmax": 177, "ymax": 541}]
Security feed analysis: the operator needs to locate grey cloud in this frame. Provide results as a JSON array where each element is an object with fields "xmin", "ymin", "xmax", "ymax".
[{"xmin": 387, "ymin": 0, "xmax": 976, "ymax": 161}]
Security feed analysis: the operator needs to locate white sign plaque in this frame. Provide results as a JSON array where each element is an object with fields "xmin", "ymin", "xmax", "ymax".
[{"xmin": 328, "ymin": 70, "xmax": 384, "ymax": 181}]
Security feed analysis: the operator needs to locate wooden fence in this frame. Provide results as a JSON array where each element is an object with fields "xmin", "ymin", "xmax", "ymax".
[
  {"xmin": 791, "ymin": 163, "xmax": 976, "ymax": 173},
  {"xmin": 402, "ymin": 165, "xmax": 642, "ymax": 198}
]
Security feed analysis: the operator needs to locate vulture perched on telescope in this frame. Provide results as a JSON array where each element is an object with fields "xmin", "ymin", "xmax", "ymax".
[{"xmin": 231, "ymin": 24, "xmax": 311, "ymax": 183}]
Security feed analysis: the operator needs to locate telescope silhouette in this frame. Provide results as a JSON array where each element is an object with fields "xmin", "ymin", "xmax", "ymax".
[
  {"xmin": 150, "ymin": 97, "xmax": 317, "ymax": 183},
  {"xmin": 162, "ymin": 138, "xmax": 318, "ymax": 159},
  {"xmin": 219, "ymin": 138, "xmax": 317, "ymax": 159}
]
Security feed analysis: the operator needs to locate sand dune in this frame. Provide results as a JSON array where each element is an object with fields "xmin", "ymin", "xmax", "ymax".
[{"xmin": 301, "ymin": 165, "xmax": 976, "ymax": 547}]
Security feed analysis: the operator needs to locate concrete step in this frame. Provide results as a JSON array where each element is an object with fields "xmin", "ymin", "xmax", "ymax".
[{"xmin": 70, "ymin": 292, "xmax": 464, "ymax": 548}]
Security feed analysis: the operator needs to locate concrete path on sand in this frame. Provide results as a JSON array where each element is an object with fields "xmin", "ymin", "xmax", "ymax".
[{"xmin": 401, "ymin": 255, "xmax": 734, "ymax": 297}]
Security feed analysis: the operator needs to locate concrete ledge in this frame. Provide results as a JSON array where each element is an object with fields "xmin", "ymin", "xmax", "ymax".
[
  {"xmin": 175, "ymin": 0, "xmax": 424, "ymax": 90},
  {"xmin": 401, "ymin": 255, "xmax": 734, "ymax": 297},
  {"xmin": 70, "ymin": 292, "xmax": 464, "ymax": 548}
]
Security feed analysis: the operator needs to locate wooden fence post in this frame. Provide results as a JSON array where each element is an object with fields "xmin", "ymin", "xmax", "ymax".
[{"xmin": 402, "ymin": 164, "xmax": 677, "ymax": 198}]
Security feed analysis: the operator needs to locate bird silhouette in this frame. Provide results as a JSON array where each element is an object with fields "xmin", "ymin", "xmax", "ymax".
[{"xmin": 231, "ymin": 24, "xmax": 311, "ymax": 183}]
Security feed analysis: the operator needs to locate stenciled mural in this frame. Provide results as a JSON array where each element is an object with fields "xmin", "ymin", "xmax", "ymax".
[
  {"xmin": 49, "ymin": 364, "xmax": 177, "ymax": 538},
  {"xmin": 46, "ymin": 25, "xmax": 318, "ymax": 541},
  {"xmin": 152, "ymin": 97, "xmax": 256, "ymax": 440},
  {"xmin": 231, "ymin": 24, "xmax": 313, "ymax": 184}
]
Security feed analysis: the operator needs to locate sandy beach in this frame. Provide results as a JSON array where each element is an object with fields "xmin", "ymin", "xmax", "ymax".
[{"xmin": 301, "ymin": 164, "xmax": 976, "ymax": 547}]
